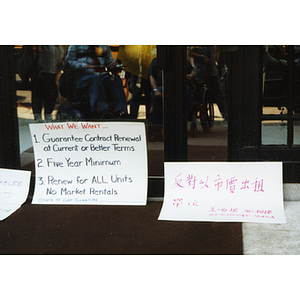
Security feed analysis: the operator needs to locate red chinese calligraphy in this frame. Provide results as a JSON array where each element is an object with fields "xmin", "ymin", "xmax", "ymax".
[
  {"xmin": 252, "ymin": 177, "xmax": 264, "ymax": 192},
  {"xmin": 171, "ymin": 172, "xmax": 266, "ymax": 194},
  {"xmin": 186, "ymin": 174, "xmax": 197, "ymax": 189},
  {"xmin": 214, "ymin": 175, "xmax": 223, "ymax": 191},
  {"xmin": 199, "ymin": 176, "xmax": 209, "ymax": 189},
  {"xmin": 173, "ymin": 198, "xmax": 184, "ymax": 207},
  {"xmin": 188, "ymin": 199, "xmax": 199, "ymax": 206},
  {"xmin": 226, "ymin": 176, "xmax": 238, "ymax": 193},
  {"xmin": 172, "ymin": 173, "xmax": 184, "ymax": 188},
  {"xmin": 209, "ymin": 206, "xmax": 217, "ymax": 212},
  {"xmin": 240, "ymin": 179, "xmax": 250, "ymax": 190}
]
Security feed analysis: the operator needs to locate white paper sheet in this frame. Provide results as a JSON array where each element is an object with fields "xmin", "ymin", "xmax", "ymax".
[
  {"xmin": 30, "ymin": 122, "xmax": 148, "ymax": 205},
  {"xmin": 0, "ymin": 168, "xmax": 31, "ymax": 221},
  {"xmin": 158, "ymin": 162, "xmax": 286, "ymax": 223}
]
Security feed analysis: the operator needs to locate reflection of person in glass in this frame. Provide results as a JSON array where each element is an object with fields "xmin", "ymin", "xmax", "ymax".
[
  {"xmin": 65, "ymin": 45, "xmax": 127, "ymax": 119},
  {"xmin": 31, "ymin": 46, "xmax": 65, "ymax": 122},
  {"xmin": 187, "ymin": 46, "xmax": 228, "ymax": 121},
  {"xmin": 129, "ymin": 73, "xmax": 151, "ymax": 119},
  {"xmin": 263, "ymin": 46, "xmax": 300, "ymax": 113}
]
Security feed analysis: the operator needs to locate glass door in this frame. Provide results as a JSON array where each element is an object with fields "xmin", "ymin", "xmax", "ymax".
[
  {"xmin": 14, "ymin": 45, "xmax": 230, "ymax": 197},
  {"xmin": 228, "ymin": 45, "xmax": 300, "ymax": 182},
  {"xmin": 14, "ymin": 45, "xmax": 165, "ymax": 196},
  {"xmin": 186, "ymin": 46, "xmax": 228, "ymax": 163}
]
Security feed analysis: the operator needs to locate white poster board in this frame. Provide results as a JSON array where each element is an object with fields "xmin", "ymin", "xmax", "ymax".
[
  {"xmin": 0, "ymin": 168, "xmax": 31, "ymax": 221},
  {"xmin": 159, "ymin": 162, "xmax": 286, "ymax": 223},
  {"xmin": 29, "ymin": 122, "xmax": 147, "ymax": 205}
]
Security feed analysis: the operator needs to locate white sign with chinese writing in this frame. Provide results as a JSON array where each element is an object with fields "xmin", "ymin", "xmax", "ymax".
[
  {"xmin": 158, "ymin": 162, "xmax": 286, "ymax": 223},
  {"xmin": 30, "ymin": 122, "xmax": 147, "ymax": 205},
  {"xmin": 0, "ymin": 168, "xmax": 31, "ymax": 221}
]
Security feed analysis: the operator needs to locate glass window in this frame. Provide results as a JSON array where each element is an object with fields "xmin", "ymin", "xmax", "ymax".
[
  {"xmin": 261, "ymin": 120, "xmax": 288, "ymax": 145},
  {"xmin": 187, "ymin": 46, "xmax": 228, "ymax": 162},
  {"xmin": 262, "ymin": 45, "xmax": 300, "ymax": 147},
  {"xmin": 15, "ymin": 46, "xmax": 164, "ymax": 195}
]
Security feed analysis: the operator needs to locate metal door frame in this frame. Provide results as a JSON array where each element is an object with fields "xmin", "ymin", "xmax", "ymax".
[
  {"xmin": 0, "ymin": 46, "xmax": 20, "ymax": 169},
  {"xmin": 228, "ymin": 45, "xmax": 300, "ymax": 183}
]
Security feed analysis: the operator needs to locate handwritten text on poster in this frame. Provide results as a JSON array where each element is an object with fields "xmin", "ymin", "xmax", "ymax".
[
  {"xmin": 0, "ymin": 168, "xmax": 31, "ymax": 221},
  {"xmin": 158, "ymin": 162, "xmax": 286, "ymax": 223},
  {"xmin": 30, "ymin": 122, "xmax": 147, "ymax": 205}
]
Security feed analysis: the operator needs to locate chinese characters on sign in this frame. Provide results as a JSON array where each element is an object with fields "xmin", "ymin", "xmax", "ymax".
[
  {"xmin": 172, "ymin": 173, "xmax": 265, "ymax": 193},
  {"xmin": 158, "ymin": 162, "xmax": 286, "ymax": 223}
]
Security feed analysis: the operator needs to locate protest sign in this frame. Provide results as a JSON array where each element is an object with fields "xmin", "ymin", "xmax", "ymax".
[
  {"xmin": 0, "ymin": 168, "xmax": 31, "ymax": 221},
  {"xmin": 29, "ymin": 122, "xmax": 147, "ymax": 205},
  {"xmin": 158, "ymin": 162, "xmax": 286, "ymax": 223}
]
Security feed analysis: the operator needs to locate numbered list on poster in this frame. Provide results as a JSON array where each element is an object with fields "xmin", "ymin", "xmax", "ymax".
[{"xmin": 29, "ymin": 122, "xmax": 147, "ymax": 205}]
